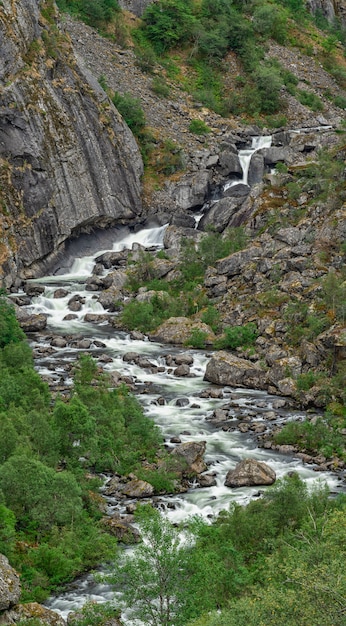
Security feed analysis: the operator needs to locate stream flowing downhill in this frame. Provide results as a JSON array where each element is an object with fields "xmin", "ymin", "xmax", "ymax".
[{"xmin": 18, "ymin": 139, "xmax": 342, "ymax": 622}]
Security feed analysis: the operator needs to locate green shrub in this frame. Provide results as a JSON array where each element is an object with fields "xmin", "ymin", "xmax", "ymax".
[
  {"xmin": 112, "ymin": 91, "xmax": 146, "ymax": 136},
  {"xmin": 296, "ymin": 372, "xmax": 318, "ymax": 390},
  {"xmin": 185, "ymin": 329, "xmax": 208, "ymax": 349},
  {"xmin": 201, "ymin": 306, "xmax": 221, "ymax": 333},
  {"xmin": 0, "ymin": 297, "xmax": 25, "ymax": 348},
  {"xmin": 253, "ymin": 3, "xmax": 288, "ymax": 44},
  {"xmin": 252, "ymin": 66, "xmax": 283, "ymax": 113},
  {"xmin": 189, "ymin": 119, "xmax": 211, "ymax": 135},
  {"xmin": 140, "ymin": 0, "xmax": 195, "ymax": 54},
  {"xmin": 214, "ymin": 323, "xmax": 258, "ymax": 350},
  {"xmin": 298, "ymin": 90, "xmax": 324, "ymax": 111},
  {"xmin": 334, "ymin": 95, "xmax": 346, "ymax": 109},
  {"xmin": 151, "ymin": 76, "xmax": 170, "ymax": 97}
]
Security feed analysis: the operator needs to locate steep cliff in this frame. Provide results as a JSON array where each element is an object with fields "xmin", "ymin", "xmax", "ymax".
[{"xmin": 0, "ymin": 0, "xmax": 143, "ymax": 287}]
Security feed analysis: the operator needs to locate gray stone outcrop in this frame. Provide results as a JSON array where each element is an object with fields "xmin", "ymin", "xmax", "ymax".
[
  {"xmin": 0, "ymin": 0, "xmax": 143, "ymax": 287},
  {"xmin": 0, "ymin": 602, "xmax": 66, "ymax": 625},
  {"xmin": 225, "ymin": 458, "xmax": 276, "ymax": 488},
  {"xmin": 204, "ymin": 352, "xmax": 268, "ymax": 390},
  {"xmin": 170, "ymin": 441, "xmax": 207, "ymax": 475},
  {"xmin": 0, "ymin": 555, "xmax": 20, "ymax": 612}
]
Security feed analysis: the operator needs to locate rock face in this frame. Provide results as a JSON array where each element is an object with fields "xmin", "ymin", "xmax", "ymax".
[
  {"xmin": 225, "ymin": 458, "xmax": 276, "ymax": 488},
  {"xmin": 0, "ymin": 555, "xmax": 20, "ymax": 612},
  {"xmin": 170, "ymin": 441, "xmax": 207, "ymax": 474},
  {"xmin": 0, "ymin": 602, "xmax": 66, "ymax": 625},
  {"xmin": 0, "ymin": 0, "xmax": 143, "ymax": 287},
  {"xmin": 204, "ymin": 352, "xmax": 268, "ymax": 390}
]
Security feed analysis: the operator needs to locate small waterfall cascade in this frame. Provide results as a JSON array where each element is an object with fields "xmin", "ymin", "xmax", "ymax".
[{"xmin": 224, "ymin": 134, "xmax": 272, "ymax": 191}]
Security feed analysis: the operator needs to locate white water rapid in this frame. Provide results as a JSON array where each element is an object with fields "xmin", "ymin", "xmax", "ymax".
[
  {"xmin": 19, "ymin": 222, "xmax": 341, "ymax": 622},
  {"xmin": 224, "ymin": 134, "xmax": 272, "ymax": 191}
]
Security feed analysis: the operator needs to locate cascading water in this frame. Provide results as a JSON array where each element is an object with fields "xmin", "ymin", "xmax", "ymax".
[
  {"xmin": 21, "ymin": 220, "xmax": 341, "ymax": 621},
  {"xmin": 224, "ymin": 134, "xmax": 272, "ymax": 191}
]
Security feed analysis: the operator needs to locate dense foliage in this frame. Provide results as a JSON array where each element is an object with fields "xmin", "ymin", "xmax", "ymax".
[
  {"xmin": 106, "ymin": 476, "xmax": 346, "ymax": 626},
  {"xmin": 0, "ymin": 297, "xmax": 165, "ymax": 601}
]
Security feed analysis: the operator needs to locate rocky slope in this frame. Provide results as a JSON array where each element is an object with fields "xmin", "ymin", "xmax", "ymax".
[{"xmin": 0, "ymin": 0, "xmax": 143, "ymax": 288}]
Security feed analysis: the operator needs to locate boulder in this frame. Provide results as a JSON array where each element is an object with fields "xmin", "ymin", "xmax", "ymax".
[
  {"xmin": 204, "ymin": 352, "xmax": 268, "ymax": 390},
  {"xmin": 215, "ymin": 246, "xmax": 261, "ymax": 277},
  {"xmin": 0, "ymin": 603, "xmax": 66, "ymax": 625},
  {"xmin": 18, "ymin": 313, "xmax": 47, "ymax": 332},
  {"xmin": 222, "ymin": 183, "xmax": 250, "ymax": 199},
  {"xmin": 218, "ymin": 150, "xmax": 242, "ymax": 176},
  {"xmin": 170, "ymin": 441, "xmax": 207, "ymax": 474},
  {"xmin": 152, "ymin": 317, "xmax": 215, "ymax": 345},
  {"xmin": 174, "ymin": 364, "xmax": 190, "ymax": 377},
  {"xmin": 102, "ymin": 513, "xmax": 140, "ymax": 543},
  {"xmin": 225, "ymin": 458, "xmax": 276, "ymax": 488},
  {"xmin": 0, "ymin": 555, "xmax": 20, "ymax": 612},
  {"xmin": 198, "ymin": 196, "xmax": 246, "ymax": 233},
  {"xmin": 121, "ymin": 479, "xmax": 154, "ymax": 498},
  {"xmin": 170, "ymin": 171, "xmax": 210, "ymax": 210},
  {"xmin": 248, "ymin": 152, "xmax": 264, "ymax": 186}
]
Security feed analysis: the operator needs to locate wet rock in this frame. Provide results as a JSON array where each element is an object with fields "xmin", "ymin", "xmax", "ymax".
[
  {"xmin": 123, "ymin": 352, "xmax": 140, "ymax": 363},
  {"xmin": 198, "ymin": 196, "xmax": 246, "ymax": 233},
  {"xmin": 63, "ymin": 313, "xmax": 78, "ymax": 321},
  {"xmin": 68, "ymin": 298, "xmax": 82, "ymax": 312},
  {"xmin": 223, "ymin": 183, "xmax": 250, "ymax": 199},
  {"xmin": 171, "ymin": 212, "xmax": 196, "ymax": 229},
  {"xmin": 204, "ymin": 351, "xmax": 268, "ymax": 390},
  {"xmin": 176, "ymin": 397, "xmax": 189, "ymax": 407},
  {"xmin": 174, "ymin": 364, "xmax": 190, "ymax": 377},
  {"xmin": 170, "ymin": 436, "xmax": 182, "ymax": 443},
  {"xmin": 72, "ymin": 338, "xmax": 92, "ymax": 349},
  {"xmin": 248, "ymin": 152, "xmax": 264, "ymax": 186},
  {"xmin": 170, "ymin": 441, "xmax": 207, "ymax": 475},
  {"xmin": 225, "ymin": 458, "xmax": 276, "ymax": 488},
  {"xmin": 53, "ymin": 288, "xmax": 68, "ymax": 298},
  {"xmin": 0, "ymin": 555, "xmax": 20, "ymax": 611},
  {"xmin": 84, "ymin": 313, "xmax": 110, "ymax": 323},
  {"xmin": 50, "ymin": 337, "xmax": 68, "ymax": 348},
  {"xmin": 102, "ymin": 513, "xmax": 140, "ymax": 543},
  {"xmin": 174, "ymin": 353, "xmax": 194, "ymax": 366},
  {"xmin": 218, "ymin": 149, "xmax": 242, "ymax": 176},
  {"xmin": 121, "ymin": 479, "xmax": 154, "ymax": 498},
  {"xmin": 197, "ymin": 473, "xmax": 217, "ymax": 488},
  {"xmin": 24, "ymin": 284, "xmax": 45, "ymax": 297},
  {"xmin": 19, "ymin": 313, "xmax": 47, "ymax": 332}
]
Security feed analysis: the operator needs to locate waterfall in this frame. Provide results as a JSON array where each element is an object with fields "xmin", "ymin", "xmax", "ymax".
[{"xmin": 224, "ymin": 134, "xmax": 272, "ymax": 191}]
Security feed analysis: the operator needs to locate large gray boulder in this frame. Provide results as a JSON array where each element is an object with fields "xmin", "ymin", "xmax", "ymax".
[
  {"xmin": 198, "ymin": 196, "xmax": 247, "ymax": 233},
  {"xmin": 170, "ymin": 441, "xmax": 207, "ymax": 474},
  {"xmin": 215, "ymin": 247, "xmax": 261, "ymax": 277},
  {"xmin": 225, "ymin": 458, "xmax": 276, "ymax": 488},
  {"xmin": 169, "ymin": 171, "xmax": 210, "ymax": 210},
  {"xmin": 121, "ymin": 479, "xmax": 154, "ymax": 499},
  {"xmin": 152, "ymin": 317, "xmax": 215, "ymax": 345},
  {"xmin": 204, "ymin": 352, "xmax": 268, "ymax": 390},
  {"xmin": 0, "ymin": 555, "xmax": 20, "ymax": 612}
]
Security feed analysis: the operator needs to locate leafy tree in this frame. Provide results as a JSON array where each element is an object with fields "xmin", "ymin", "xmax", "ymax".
[
  {"xmin": 0, "ymin": 297, "xmax": 25, "ymax": 348},
  {"xmin": 53, "ymin": 396, "xmax": 96, "ymax": 465},
  {"xmin": 0, "ymin": 455, "xmax": 83, "ymax": 533},
  {"xmin": 141, "ymin": 0, "xmax": 195, "ymax": 54},
  {"xmin": 106, "ymin": 506, "xmax": 192, "ymax": 626}
]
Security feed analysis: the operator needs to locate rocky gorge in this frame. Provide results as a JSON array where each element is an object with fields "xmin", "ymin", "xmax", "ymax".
[{"xmin": 1, "ymin": 0, "xmax": 346, "ymax": 623}]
